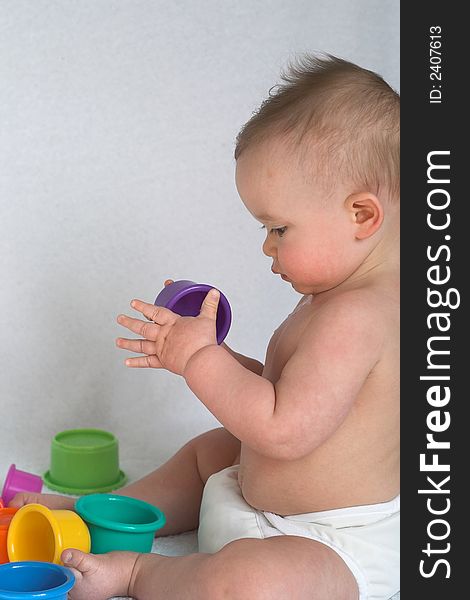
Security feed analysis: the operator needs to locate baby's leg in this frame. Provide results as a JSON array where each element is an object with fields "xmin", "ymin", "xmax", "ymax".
[
  {"xmin": 64, "ymin": 535, "xmax": 358, "ymax": 600},
  {"xmin": 116, "ymin": 427, "xmax": 240, "ymax": 535},
  {"xmin": 130, "ymin": 537, "xmax": 358, "ymax": 600}
]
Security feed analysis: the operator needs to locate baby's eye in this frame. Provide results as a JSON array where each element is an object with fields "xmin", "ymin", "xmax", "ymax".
[
  {"xmin": 259, "ymin": 225, "xmax": 287, "ymax": 237},
  {"xmin": 273, "ymin": 226, "xmax": 287, "ymax": 237}
]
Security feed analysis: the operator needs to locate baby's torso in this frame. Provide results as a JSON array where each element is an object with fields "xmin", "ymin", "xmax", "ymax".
[{"xmin": 237, "ymin": 290, "xmax": 400, "ymax": 516}]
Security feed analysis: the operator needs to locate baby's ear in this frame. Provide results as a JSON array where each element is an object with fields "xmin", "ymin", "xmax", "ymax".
[{"xmin": 345, "ymin": 192, "xmax": 384, "ymax": 240}]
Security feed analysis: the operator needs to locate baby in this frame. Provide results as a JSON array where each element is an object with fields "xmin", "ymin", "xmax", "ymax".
[{"xmin": 11, "ymin": 54, "xmax": 400, "ymax": 599}]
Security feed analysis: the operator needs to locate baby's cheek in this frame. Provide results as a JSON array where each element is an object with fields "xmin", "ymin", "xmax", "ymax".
[
  {"xmin": 288, "ymin": 246, "xmax": 334, "ymax": 281},
  {"xmin": 292, "ymin": 247, "xmax": 342, "ymax": 288}
]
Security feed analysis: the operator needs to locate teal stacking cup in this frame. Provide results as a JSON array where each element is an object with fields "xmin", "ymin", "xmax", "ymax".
[{"xmin": 75, "ymin": 494, "xmax": 166, "ymax": 554}]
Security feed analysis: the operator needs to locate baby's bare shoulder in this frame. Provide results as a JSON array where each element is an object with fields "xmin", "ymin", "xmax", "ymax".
[
  {"xmin": 314, "ymin": 285, "xmax": 391, "ymax": 322},
  {"xmin": 297, "ymin": 287, "xmax": 393, "ymax": 356}
]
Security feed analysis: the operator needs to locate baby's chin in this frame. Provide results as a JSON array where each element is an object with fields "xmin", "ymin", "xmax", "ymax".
[
  {"xmin": 278, "ymin": 274, "xmax": 316, "ymax": 294},
  {"xmin": 288, "ymin": 279, "xmax": 336, "ymax": 296},
  {"xmin": 288, "ymin": 280, "xmax": 313, "ymax": 295}
]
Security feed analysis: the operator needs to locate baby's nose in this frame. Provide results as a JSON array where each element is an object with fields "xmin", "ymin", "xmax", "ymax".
[{"xmin": 262, "ymin": 236, "xmax": 275, "ymax": 258}]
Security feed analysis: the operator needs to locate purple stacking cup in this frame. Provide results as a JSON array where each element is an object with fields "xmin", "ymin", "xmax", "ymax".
[
  {"xmin": 1, "ymin": 465, "xmax": 43, "ymax": 506},
  {"xmin": 154, "ymin": 280, "xmax": 231, "ymax": 344}
]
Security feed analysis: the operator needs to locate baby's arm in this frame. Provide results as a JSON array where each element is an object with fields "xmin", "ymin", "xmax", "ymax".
[
  {"xmin": 184, "ymin": 291, "xmax": 384, "ymax": 459},
  {"xmin": 117, "ymin": 289, "xmax": 383, "ymax": 459},
  {"xmin": 221, "ymin": 343, "xmax": 264, "ymax": 375}
]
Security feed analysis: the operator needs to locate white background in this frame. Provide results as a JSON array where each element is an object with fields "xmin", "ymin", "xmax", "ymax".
[{"xmin": 0, "ymin": 1, "xmax": 399, "ymax": 489}]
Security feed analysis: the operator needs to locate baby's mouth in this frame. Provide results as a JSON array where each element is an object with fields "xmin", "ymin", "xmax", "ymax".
[
  {"xmin": 271, "ymin": 266, "xmax": 291, "ymax": 282},
  {"xmin": 271, "ymin": 267, "xmax": 290, "ymax": 281}
]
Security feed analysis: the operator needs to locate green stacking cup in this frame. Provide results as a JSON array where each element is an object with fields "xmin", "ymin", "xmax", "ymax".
[
  {"xmin": 43, "ymin": 429, "xmax": 127, "ymax": 495},
  {"xmin": 75, "ymin": 494, "xmax": 166, "ymax": 553}
]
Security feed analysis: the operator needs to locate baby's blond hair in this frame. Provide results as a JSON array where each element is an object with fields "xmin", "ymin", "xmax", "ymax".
[{"xmin": 235, "ymin": 54, "xmax": 400, "ymax": 203}]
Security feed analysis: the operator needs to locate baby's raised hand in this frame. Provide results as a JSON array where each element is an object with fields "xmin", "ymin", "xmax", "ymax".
[{"xmin": 116, "ymin": 288, "xmax": 220, "ymax": 376}]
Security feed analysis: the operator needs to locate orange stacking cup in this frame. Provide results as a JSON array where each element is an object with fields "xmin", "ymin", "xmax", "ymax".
[{"xmin": 0, "ymin": 507, "xmax": 18, "ymax": 563}]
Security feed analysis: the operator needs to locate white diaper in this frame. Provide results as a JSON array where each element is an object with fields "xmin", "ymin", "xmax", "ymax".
[{"xmin": 198, "ymin": 466, "xmax": 399, "ymax": 600}]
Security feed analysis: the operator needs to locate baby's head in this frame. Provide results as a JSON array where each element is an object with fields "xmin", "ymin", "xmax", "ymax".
[{"xmin": 234, "ymin": 54, "xmax": 400, "ymax": 294}]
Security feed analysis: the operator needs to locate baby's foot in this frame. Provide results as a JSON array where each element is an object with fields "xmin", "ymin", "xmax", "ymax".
[{"xmin": 62, "ymin": 548, "xmax": 139, "ymax": 600}]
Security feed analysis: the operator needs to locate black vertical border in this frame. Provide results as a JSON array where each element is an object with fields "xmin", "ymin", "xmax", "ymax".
[{"xmin": 401, "ymin": 3, "xmax": 465, "ymax": 598}]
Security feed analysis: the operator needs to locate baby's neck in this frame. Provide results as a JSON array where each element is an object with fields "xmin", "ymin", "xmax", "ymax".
[{"xmin": 344, "ymin": 229, "xmax": 399, "ymax": 292}]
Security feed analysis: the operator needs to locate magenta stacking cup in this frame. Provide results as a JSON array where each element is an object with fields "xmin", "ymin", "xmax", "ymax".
[
  {"xmin": 1, "ymin": 465, "xmax": 43, "ymax": 506},
  {"xmin": 154, "ymin": 280, "xmax": 232, "ymax": 344}
]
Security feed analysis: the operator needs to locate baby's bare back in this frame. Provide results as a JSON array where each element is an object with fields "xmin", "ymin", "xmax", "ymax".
[{"xmin": 237, "ymin": 281, "xmax": 399, "ymax": 515}]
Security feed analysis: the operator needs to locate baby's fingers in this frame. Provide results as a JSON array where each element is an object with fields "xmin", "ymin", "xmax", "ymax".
[
  {"xmin": 117, "ymin": 314, "xmax": 160, "ymax": 339},
  {"xmin": 116, "ymin": 337, "xmax": 157, "ymax": 355},
  {"xmin": 125, "ymin": 354, "xmax": 163, "ymax": 369},
  {"xmin": 130, "ymin": 299, "xmax": 179, "ymax": 326}
]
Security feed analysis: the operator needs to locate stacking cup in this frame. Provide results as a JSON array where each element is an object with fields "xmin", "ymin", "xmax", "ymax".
[
  {"xmin": 7, "ymin": 504, "xmax": 90, "ymax": 564},
  {"xmin": 0, "ymin": 509, "xmax": 18, "ymax": 564},
  {"xmin": 154, "ymin": 279, "xmax": 232, "ymax": 344},
  {"xmin": 75, "ymin": 494, "xmax": 165, "ymax": 553},
  {"xmin": 0, "ymin": 561, "xmax": 74, "ymax": 599},
  {"xmin": 1, "ymin": 465, "xmax": 42, "ymax": 506},
  {"xmin": 42, "ymin": 428, "xmax": 127, "ymax": 495}
]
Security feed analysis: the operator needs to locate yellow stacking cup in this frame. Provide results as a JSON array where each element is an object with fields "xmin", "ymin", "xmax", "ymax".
[{"xmin": 7, "ymin": 504, "xmax": 90, "ymax": 564}]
